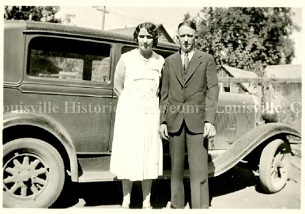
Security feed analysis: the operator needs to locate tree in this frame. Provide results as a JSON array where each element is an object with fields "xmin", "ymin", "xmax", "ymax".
[
  {"xmin": 4, "ymin": 6, "xmax": 61, "ymax": 23},
  {"xmin": 187, "ymin": 7, "xmax": 299, "ymax": 74}
]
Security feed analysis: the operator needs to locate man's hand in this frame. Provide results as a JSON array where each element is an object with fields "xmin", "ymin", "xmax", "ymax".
[
  {"xmin": 159, "ymin": 124, "xmax": 169, "ymax": 140},
  {"xmin": 203, "ymin": 122, "xmax": 216, "ymax": 139}
]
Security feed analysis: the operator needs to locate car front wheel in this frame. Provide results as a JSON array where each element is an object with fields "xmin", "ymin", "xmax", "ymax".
[
  {"xmin": 259, "ymin": 139, "xmax": 291, "ymax": 193},
  {"xmin": 3, "ymin": 138, "xmax": 65, "ymax": 208}
]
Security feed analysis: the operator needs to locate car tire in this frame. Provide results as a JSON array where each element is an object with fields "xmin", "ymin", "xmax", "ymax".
[
  {"xmin": 3, "ymin": 138, "xmax": 65, "ymax": 208},
  {"xmin": 259, "ymin": 139, "xmax": 291, "ymax": 193}
]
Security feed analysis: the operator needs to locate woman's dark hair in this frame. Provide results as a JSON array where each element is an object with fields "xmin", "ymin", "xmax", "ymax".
[
  {"xmin": 178, "ymin": 20, "xmax": 197, "ymax": 31},
  {"xmin": 133, "ymin": 22, "xmax": 159, "ymax": 47}
]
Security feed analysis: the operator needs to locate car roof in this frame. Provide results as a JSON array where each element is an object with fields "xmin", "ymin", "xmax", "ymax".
[{"xmin": 4, "ymin": 20, "xmax": 179, "ymax": 50}]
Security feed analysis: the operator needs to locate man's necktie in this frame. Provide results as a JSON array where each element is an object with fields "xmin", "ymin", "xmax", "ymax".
[{"xmin": 184, "ymin": 52, "xmax": 189, "ymax": 70}]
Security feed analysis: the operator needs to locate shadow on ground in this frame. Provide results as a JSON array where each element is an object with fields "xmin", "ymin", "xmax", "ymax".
[{"xmin": 51, "ymin": 164, "xmax": 258, "ymax": 209}]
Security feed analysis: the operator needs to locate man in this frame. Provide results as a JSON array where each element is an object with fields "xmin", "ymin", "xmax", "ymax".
[{"xmin": 159, "ymin": 20, "xmax": 219, "ymax": 209}]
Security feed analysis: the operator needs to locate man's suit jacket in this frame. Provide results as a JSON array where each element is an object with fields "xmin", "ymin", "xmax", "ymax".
[{"xmin": 160, "ymin": 49, "xmax": 219, "ymax": 134}]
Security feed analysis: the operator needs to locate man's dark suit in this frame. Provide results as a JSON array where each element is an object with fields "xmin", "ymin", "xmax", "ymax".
[{"xmin": 160, "ymin": 49, "xmax": 219, "ymax": 208}]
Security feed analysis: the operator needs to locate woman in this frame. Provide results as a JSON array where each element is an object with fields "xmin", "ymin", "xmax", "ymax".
[{"xmin": 110, "ymin": 22, "xmax": 164, "ymax": 209}]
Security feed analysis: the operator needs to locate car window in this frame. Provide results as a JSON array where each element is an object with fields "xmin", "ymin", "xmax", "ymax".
[
  {"xmin": 27, "ymin": 37, "xmax": 111, "ymax": 83},
  {"xmin": 121, "ymin": 46, "xmax": 134, "ymax": 54},
  {"xmin": 153, "ymin": 48, "xmax": 175, "ymax": 58}
]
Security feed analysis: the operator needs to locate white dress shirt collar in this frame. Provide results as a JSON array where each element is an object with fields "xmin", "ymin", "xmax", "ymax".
[{"xmin": 181, "ymin": 49, "xmax": 194, "ymax": 60}]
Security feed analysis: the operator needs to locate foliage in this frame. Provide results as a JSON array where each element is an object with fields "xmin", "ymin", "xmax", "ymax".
[
  {"xmin": 186, "ymin": 7, "xmax": 299, "ymax": 74},
  {"xmin": 4, "ymin": 6, "xmax": 61, "ymax": 23}
]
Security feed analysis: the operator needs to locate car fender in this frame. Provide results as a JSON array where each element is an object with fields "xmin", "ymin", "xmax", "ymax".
[
  {"xmin": 3, "ymin": 112, "xmax": 78, "ymax": 181},
  {"xmin": 208, "ymin": 122, "xmax": 301, "ymax": 177}
]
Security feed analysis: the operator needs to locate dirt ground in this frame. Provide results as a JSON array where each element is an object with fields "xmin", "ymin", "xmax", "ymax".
[{"xmin": 51, "ymin": 152, "xmax": 301, "ymax": 209}]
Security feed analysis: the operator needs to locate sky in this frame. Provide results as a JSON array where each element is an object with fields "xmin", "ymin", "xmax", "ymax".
[
  {"xmin": 56, "ymin": 7, "xmax": 202, "ymax": 36},
  {"xmin": 56, "ymin": 5, "xmax": 302, "ymax": 65}
]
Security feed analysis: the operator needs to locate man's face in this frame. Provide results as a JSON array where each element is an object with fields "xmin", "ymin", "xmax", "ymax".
[{"xmin": 177, "ymin": 25, "xmax": 196, "ymax": 53}]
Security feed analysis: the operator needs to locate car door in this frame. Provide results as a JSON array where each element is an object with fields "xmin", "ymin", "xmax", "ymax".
[{"xmin": 21, "ymin": 34, "xmax": 114, "ymax": 153}]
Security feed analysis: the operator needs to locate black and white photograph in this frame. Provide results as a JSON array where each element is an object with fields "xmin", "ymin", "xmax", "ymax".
[{"xmin": 1, "ymin": 0, "xmax": 303, "ymax": 211}]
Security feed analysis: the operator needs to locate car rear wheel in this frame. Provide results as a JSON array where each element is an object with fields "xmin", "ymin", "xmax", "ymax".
[
  {"xmin": 3, "ymin": 138, "xmax": 65, "ymax": 208},
  {"xmin": 259, "ymin": 139, "xmax": 291, "ymax": 193}
]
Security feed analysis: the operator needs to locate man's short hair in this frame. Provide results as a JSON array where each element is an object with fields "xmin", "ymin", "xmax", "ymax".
[{"xmin": 178, "ymin": 20, "xmax": 197, "ymax": 31}]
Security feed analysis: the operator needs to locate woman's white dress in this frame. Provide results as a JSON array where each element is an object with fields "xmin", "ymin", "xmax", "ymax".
[{"xmin": 110, "ymin": 49, "xmax": 164, "ymax": 181}]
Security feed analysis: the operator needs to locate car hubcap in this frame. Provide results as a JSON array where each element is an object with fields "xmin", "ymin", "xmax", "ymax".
[
  {"xmin": 3, "ymin": 152, "xmax": 49, "ymax": 200},
  {"xmin": 271, "ymin": 151, "xmax": 287, "ymax": 182}
]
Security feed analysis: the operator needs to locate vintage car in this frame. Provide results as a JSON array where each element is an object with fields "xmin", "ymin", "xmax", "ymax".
[{"xmin": 2, "ymin": 20, "xmax": 301, "ymax": 208}]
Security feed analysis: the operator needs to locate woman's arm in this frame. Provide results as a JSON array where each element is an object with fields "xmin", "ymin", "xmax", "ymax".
[{"xmin": 113, "ymin": 57, "xmax": 126, "ymax": 97}]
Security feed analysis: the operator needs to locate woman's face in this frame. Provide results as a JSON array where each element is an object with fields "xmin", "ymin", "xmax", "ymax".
[{"xmin": 137, "ymin": 28, "xmax": 154, "ymax": 52}]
